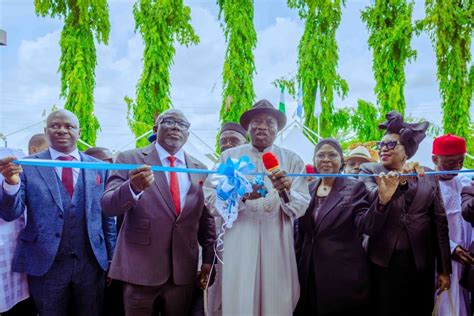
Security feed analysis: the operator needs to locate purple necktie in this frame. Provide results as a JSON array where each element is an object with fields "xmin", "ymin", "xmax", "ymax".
[{"xmin": 57, "ymin": 155, "xmax": 74, "ymax": 197}]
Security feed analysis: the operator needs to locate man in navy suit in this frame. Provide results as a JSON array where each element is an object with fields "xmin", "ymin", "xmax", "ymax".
[{"xmin": 0, "ymin": 109, "xmax": 116, "ymax": 316}]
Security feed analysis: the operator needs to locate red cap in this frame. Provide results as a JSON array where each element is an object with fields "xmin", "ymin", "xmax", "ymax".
[
  {"xmin": 305, "ymin": 164, "xmax": 315, "ymax": 174},
  {"xmin": 432, "ymin": 134, "xmax": 466, "ymax": 156}
]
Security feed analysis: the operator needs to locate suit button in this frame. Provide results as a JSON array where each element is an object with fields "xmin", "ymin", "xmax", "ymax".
[
  {"xmin": 70, "ymin": 252, "xmax": 76, "ymax": 257},
  {"xmin": 59, "ymin": 214, "xmax": 63, "ymax": 219},
  {"xmin": 174, "ymin": 223, "xmax": 179, "ymax": 227},
  {"xmin": 55, "ymin": 233, "xmax": 60, "ymax": 238}
]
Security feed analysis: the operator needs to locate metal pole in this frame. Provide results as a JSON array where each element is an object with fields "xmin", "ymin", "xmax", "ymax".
[{"xmin": 317, "ymin": 115, "xmax": 321, "ymax": 141}]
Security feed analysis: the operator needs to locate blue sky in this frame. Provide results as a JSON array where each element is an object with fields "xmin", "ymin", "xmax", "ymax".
[{"xmin": 0, "ymin": 0, "xmax": 470, "ymax": 154}]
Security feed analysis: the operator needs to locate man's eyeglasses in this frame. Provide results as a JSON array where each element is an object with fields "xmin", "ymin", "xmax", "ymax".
[
  {"xmin": 159, "ymin": 118, "xmax": 190, "ymax": 130},
  {"xmin": 376, "ymin": 140, "xmax": 401, "ymax": 151}
]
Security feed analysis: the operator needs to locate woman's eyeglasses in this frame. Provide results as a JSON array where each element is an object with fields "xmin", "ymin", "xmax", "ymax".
[{"xmin": 376, "ymin": 140, "xmax": 401, "ymax": 151}]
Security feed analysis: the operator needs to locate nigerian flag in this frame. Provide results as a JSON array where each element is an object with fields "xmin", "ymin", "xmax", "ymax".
[{"xmin": 278, "ymin": 85, "xmax": 286, "ymax": 113}]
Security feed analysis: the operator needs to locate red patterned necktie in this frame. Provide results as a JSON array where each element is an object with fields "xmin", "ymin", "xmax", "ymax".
[
  {"xmin": 58, "ymin": 155, "xmax": 74, "ymax": 198},
  {"xmin": 167, "ymin": 156, "xmax": 181, "ymax": 215}
]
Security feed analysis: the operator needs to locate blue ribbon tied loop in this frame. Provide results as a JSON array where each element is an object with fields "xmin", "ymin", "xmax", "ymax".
[{"xmin": 214, "ymin": 156, "xmax": 254, "ymax": 229}]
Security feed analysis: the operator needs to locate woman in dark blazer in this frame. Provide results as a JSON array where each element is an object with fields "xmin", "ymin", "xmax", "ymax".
[
  {"xmin": 360, "ymin": 111, "xmax": 452, "ymax": 316},
  {"xmin": 295, "ymin": 138, "xmax": 377, "ymax": 316}
]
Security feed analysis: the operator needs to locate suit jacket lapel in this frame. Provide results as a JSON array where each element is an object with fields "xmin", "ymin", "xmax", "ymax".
[
  {"xmin": 179, "ymin": 153, "xmax": 201, "ymax": 220},
  {"xmin": 36, "ymin": 150, "xmax": 64, "ymax": 212},
  {"xmin": 142, "ymin": 144, "xmax": 177, "ymax": 218},
  {"xmin": 81, "ymin": 153, "xmax": 94, "ymax": 217},
  {"xmin": 314, "ymin": 177, "xmax": 344, "ymax": 234}
]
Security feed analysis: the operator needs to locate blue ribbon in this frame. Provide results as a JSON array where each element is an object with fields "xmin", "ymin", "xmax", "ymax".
[
  {"xmin": 13, "ymin": 159, "xmax": 215, "ymax": 175},
  {"xmin": 214, "ymin": 156, "xmax": 255, "ymax": 228},
  {"xmin": 12, "ymin": 159, "xmax": 474, "ymax": 178}
]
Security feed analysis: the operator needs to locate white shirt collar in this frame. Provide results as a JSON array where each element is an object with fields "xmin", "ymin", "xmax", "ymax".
[
  {"xmin": 49, "ymin": 147, "xmax": 81, "ymax": 161},
  {"xmin": 154, "ymin": 142, "xmax": 186, "ymax": 165}
]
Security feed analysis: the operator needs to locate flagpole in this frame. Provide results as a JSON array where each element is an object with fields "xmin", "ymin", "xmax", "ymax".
[{"xmin": 318, "ymin": 115, "xmax": 321, "ymax": 141}]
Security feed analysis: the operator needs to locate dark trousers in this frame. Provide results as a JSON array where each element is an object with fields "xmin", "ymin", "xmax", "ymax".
[
  {"xmin": 103, "ymin": 280, "xmax": 125, "ymax": 316},
  {"xmin": 370, "ymin": 251, "xmax": 435, "ymax": 316},
  {"xmin": 123, "ymin": 280, "xmax": 194, "ymax": 316},
  {"xmin": 28, "ymin": 255, "xmax": 105, "ymax": 316},
  {"xmin": 1, "ymin": 297, "xmax": 37, "ymax": 316},
  {"xmin": 190, "ymin": 286, "xmax": 204, "ymax": 316}
]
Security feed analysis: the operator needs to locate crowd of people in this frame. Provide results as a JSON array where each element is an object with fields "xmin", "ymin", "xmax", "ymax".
[{"xmin": 0, "ymin": 100, "xmax": 473, "ymax": 316}]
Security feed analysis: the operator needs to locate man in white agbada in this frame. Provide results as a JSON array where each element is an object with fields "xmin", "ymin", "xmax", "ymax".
[
  {"xmin": 204, "ymin": 100, "xmax": 310, "ymax": 316},
  {"xmin": 433, "ymin": 134, "xmax": 473, "ymax": 316}
]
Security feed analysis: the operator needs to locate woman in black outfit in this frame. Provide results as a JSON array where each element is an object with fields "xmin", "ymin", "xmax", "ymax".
[
  {"xmin": 360, "ymin": 111, "xmax": 451, "ymax": 316},
  {"xmin": 295, "ymin": 138, "xmax": 379, "ymax": 316}
]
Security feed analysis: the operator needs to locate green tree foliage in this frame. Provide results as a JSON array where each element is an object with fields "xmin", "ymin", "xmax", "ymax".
[
  {"xmin": 35, "ymin": 0, "xmax": 109, "ymax": 149},
  {"xmin": 361, "ymin": 0, "xmax": 416, "ymax": 117},
  {"xmin": 288, "ymin": 0, "xmax": 348, "ymax": 138},
  {"xmin": 126, "ymin": 0, "xmax": 199, "ymax": 147},
  {"xmin": 218, "ymin": 0, "xmax": 257, "ymax": 124},
  {"xmin": 350, "ymin": 99, "xmax": 383, "ymax": 143},
  {"xmin": 418, "ymin": 0, "xmax": 473, "ymax": 164}
]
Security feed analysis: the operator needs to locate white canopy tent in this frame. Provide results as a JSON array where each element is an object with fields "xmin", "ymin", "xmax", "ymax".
[{"xmin": 275, "ymin": 121, "xmax": 317, "ymax": 165}]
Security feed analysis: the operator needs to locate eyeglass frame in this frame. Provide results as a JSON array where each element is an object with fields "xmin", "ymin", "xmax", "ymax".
[
  {"xmin": 376, "ymin": 140, "xmax": 401, "ymax": 151},
  {"xmin": 158, "ymin": 118, "xmax": 190, "ymax": 130}
]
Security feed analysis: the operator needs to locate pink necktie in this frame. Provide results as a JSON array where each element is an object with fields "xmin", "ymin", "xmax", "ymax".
[
  {"xmin": 167, "ymin": 156, "xmax": 181, "ymax": 215},
  {"xmin": 58, "ymin": 155, "xmax": 74, "ymax": 198}
]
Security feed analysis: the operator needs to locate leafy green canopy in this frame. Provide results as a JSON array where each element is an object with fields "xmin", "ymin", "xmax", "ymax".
[
  {"xmin": 288, "ymin": 0, "xmax": 348, "ymax": 138},
  {"xmin": 418, "ymin": 0, "xmax": 473, "ymax": 166},
  {"xmin": 35, "ymin": 0, "xmax": 110, "ymax": 149},
  {"xmin": 126, "ymin": 0, "xmax": 199, "ymax": 148},
  {"xmin": 361, "ymin": 0, "xmax": 416, "ymax": 117},
  {"xmin": 218, "ymin": 0, "xmax": 257, "ymax": 124}
]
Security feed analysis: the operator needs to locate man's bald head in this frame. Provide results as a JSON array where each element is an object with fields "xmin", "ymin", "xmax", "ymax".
[
  {"xmin": 44, "ymin": 109, "xmax": 81, "ymax": 153},
  {"xmin": 46, "ymin": 109, "xmax": 80, "ymax": 128},
  {"xmin": 155, "ymin": 109, "xmax": 188, "ymax": 125},
  {"xmin": 28, "ymin": 133, "xmax": 49, "ymax": 155}
]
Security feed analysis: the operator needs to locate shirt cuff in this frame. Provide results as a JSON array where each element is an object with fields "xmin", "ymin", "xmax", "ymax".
[
  {"xmin": 129, "ymin": 183, "xmax": 144, "ymax": 201},
  {"xmin": 3, "ymin": 181, "xmax": 20, "ymax": 195}
]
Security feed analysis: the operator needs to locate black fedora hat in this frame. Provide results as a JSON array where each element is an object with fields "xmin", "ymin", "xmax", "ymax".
[{"xmin": 240, "ymin": 99, "xmax": 287, "ymax": 131}]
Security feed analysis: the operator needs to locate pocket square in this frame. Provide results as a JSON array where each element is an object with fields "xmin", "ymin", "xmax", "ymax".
[{"xmin": 96, "ymin": 175, "xmax": 102, "ymax": 185}]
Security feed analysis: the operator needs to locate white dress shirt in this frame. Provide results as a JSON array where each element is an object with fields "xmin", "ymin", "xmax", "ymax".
[
  {"xmin": 155, "ymin": 143, "xmax": 190, "ymax": 209},
  {"xmin": 3, "ymin": 147, "xmax": 81, "ymax": 195}
]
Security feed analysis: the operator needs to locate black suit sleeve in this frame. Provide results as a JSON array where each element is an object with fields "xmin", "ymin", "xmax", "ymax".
[
  {"xmin": 462, "ymin": 186, "xmax": 474, "ymax": 224},
  {"xmin": 352, "ymin": 180, "xmax": 389, "ymax": 236},
  {"xmin": 198, "ymin": 204, "xmax": 217, "ymax": 265}
]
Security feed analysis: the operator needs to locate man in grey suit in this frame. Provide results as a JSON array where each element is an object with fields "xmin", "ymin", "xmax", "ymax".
[
  {"xmin": 0, "ymin": 109, "xmax": 116, "ymax": 316},
  {"xmin": 101, "ymin": 109, "xmax": 216, "ymax": 315}
]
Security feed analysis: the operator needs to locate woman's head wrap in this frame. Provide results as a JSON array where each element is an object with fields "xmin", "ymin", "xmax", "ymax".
[{"xmin": 379, "ymin": 111, "xmax": 429, "ymax": 159}]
